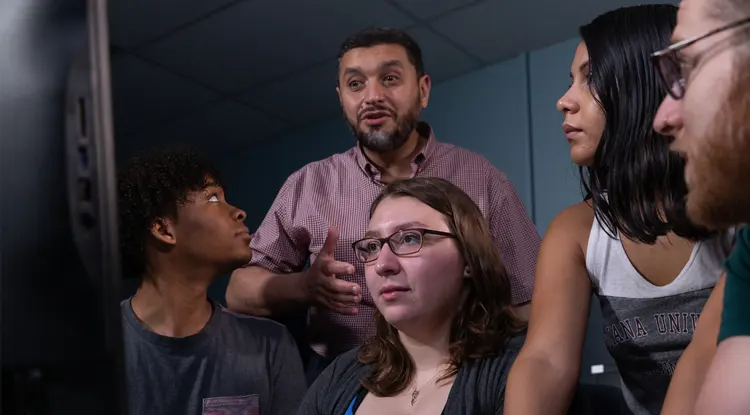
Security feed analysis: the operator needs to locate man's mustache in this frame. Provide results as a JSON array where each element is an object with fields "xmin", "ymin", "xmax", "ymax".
[{"xmin": 357, "ymin": 106, "xmax": 395, "ymax": 121}]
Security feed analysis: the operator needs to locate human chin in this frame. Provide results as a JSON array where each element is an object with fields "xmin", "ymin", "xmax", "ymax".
[
  {"xmin": 375, "ymin": 294, "xmax": 416, "ymax": 323},
  {"xmin": 357, "ymin": 117, "xmax": 397, "ymax": 139},
  {"xmin": 228, "ymin": 243, "xmax": 253, "ymax": 268},
  {"xmin": 570, "ymin": 145, "xmax": 595, "ymax": 166},
  {"xmin": 378, "ymin": 303, "xmax": 417, "ymax": 328}
]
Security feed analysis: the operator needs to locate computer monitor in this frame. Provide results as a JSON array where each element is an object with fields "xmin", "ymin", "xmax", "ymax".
[{"xmin": 0, "ymin": 0, "xmax": 125, "ymax": 413}]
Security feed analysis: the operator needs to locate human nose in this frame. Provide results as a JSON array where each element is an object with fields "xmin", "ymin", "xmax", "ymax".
[
  {"xmin": 362, "ymin": 80, "xmax": 386, "ymax": 106},
  {"xmin": 229, "ymin": 204, "xmax": 246, "ymax": 222},
  {"xmin": 374, "ymin": 242, "xmax": 400, "ymax": 277},
  {"xmin": 654, "ymin": 95, "xmax": 683, "ymax": 136},
  {"xmin": 557, "ymin": 88, "xmax": 579, "ymax": 115}
]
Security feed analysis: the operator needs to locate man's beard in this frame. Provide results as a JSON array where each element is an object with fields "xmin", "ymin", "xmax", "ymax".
[
  {"xmin": 347, "ymin": 98, "xmax": 421, "ymax": 153},
  {"xmin": 685, "ymin": 65, "xmax": 750, "ymax": 229}
]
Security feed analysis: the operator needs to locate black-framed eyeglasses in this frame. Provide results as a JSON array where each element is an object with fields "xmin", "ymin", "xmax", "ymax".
[
  {"xmin": 652, "ymin": 16, "xmax": 750, "ymax": 100},
  {"xmin": 351, "ymin": 228, "xmax": 456, "ymax": 263}
]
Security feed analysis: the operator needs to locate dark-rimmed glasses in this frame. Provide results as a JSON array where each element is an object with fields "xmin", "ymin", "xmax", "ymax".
[
  {"xmin": 652, "ymin": 16, "xmax": 750, "ymax": 99},
  {"xmin": 351, "ymin": 228, "xmax": 455, "ymax": 263}
]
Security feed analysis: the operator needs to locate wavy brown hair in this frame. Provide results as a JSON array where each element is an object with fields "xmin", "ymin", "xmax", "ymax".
[{"xmin": 357, "ymin": 177, "xmax": 525, "ymax": 396}]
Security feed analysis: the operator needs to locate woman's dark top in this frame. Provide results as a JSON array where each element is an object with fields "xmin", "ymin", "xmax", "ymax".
[{"xmin": 295, "ymin": 332, "xmax": 525, "ymax": 415}]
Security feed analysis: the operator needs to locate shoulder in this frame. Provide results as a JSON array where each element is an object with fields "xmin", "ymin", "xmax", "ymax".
[
  {"xmin": 545, "ymin": 201, "xmax": 594, "ymax": 244},
  {"xmin": 454, "ymin": 333, "xmax": 526, "ymax": 410},
  {"xmin": 725, "ymin": 225, "xmax": 750, "ymax": 279},
  {"xmin": 433, "ymin": 143, "xmax": 508, "ymax": 178},
  {"xmin": 479, "ymin": 331, "xmax": 526, "ymax": 372},
  {"xmin": 217, "ymin": 306, "xmax": 295, "ymax": 345},
  {"xmin": 318, "ymin": 348, "xmax": 364, "ymax": 381},
  {"xmin": 270, "ymin": 148, "xmax": 358, "ymax": 206},
  {"xmin": 460, "ymin": 332, "xmax": 525, "ymax": 379},
  {"xmin": 301, "ymin": 349, "xmax": 366, "ymax": 412},
  {"xmin": 736, "ymin": 226, "xmax": 750, "ymax": 249},
  {"xmin": 552, "ymin": 200, "xmax": 595, "ymax": 228},
  {"xmin": 287, "ymin": 148, "xmax": 358, "ymax": 182},
  {"xmin": 429, "ymin": 143, "xmax": 519, "ymax": 206}
]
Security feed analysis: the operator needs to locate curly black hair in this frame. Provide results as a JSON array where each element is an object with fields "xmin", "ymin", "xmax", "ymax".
[{"xmin": 117, "ymin": 147, "xmax": 222, "ymax": 279}]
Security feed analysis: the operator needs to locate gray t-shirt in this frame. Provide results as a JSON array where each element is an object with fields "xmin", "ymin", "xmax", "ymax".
[
  {"xmin": 295, "ymin": 332, "xmax": 525, "ymax": 415},
  {"xmin": 121, "ymin": 298, "xmax": 306, "ymax": 415}
]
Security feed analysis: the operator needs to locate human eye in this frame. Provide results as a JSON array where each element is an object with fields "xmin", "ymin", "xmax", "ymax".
[{"xmin": 400, "ymin": 231, "xmax": 422, "ymax": 245}]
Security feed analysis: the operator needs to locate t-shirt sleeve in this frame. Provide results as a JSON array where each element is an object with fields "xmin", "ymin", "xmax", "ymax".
[
  {"xmin": 487, "ymin": 168, "xmax": 540, "ymax": 305},
  {"xmin": 268, "ymin": 326, "xmax": 307, "ymax": 415},
  {"xmin": 718, "ymin": 226, "xmax": 750, "ymax": 342},
  {"xmin": 248, "ymin": 171, "xmax": 310, "ymax": 274}
]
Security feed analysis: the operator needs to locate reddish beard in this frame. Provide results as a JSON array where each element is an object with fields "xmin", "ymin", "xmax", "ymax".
[{"xmin": 686, "ymin": 63, "xmax": 750, "ymax": 229}]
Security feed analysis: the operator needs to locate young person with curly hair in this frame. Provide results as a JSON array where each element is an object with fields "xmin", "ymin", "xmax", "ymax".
[{"xmin": 118, "ymin": 148, "xmax": 306, "ymax": 415}]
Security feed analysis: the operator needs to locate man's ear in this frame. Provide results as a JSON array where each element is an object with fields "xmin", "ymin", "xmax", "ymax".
[
  {"xmin": 150, "ymin": 218, "xmax": 177, "ymax": 246},
  {"xmin": 418, "ymin": 74, "xmax": 431, "ymax": 110}
]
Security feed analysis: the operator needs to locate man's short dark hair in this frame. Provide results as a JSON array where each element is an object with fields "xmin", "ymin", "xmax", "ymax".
[
  {"xmin": 117, "ymin": 147, "xmax": 222, "ymax": 279},
  {"xmin": 337, "ymin": 27, "xmax": 425, "ymax": 77}
]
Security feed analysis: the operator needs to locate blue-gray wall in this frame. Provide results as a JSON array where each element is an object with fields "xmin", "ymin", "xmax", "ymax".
[{"xmin": 214, "ymin": 36, "xmax": 616, "ymax": 383}]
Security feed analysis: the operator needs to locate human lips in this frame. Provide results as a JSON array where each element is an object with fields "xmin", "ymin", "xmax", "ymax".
[
  {"xmin": 360, "ymin": 109, "xmax": 392, "ymax": 126},
  {"xmin": 379, "ymin": 284, "xmax": 410, "ymax": 301},
  {"xmin": 236, "ymin": 227, "xmax": 251, "ymax": 241},
  {"xmin": 562, "ymin": 123, "xmax": 583, "ymax": 139}
]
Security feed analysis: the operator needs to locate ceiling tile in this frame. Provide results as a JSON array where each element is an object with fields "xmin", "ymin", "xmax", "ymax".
[
  {"xmin": 429, "ymin": 1, "xmax": 535, "ymax": 62},
  {"xmin": 108, "ymin": 0, "xmax": 239, "ymax": 48},
  {"xmin": 118, "ymin": 101, "xmax": 290, "ymax": 158},
  {"xmin": 406, "ymin": 26, "xmax": 479, "ymax": 83},
  {"xmin": 137, "ymin": 0, "xmax": 414, "ymax": 93},
  {"xmin": 111, "ymin": 53, "xmax": 220, "ymax": 136},
  {"xmin": 430, "ymin": 0, "xmax": 677, "ymax": 63},
  {"xmin": 240, "ymin": 60, "xmax": 340, "ymax": 126},
  {"xmin": 389, "ymin": 0, "xmax": 481, "ymax": 20}
]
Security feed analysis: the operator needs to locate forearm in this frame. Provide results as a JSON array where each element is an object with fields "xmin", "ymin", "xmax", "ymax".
[
  {"xmin": 226, "ymin": 266, "xmax": 309, "ymax": 316},
  {"xmin": 663, "ymin": 273, "xmax": 724, "ymax": 414},
  {"xmin": 696, "ymin": 337, "xmax": 750, "ymax": 415},
  {"xmin": 504, "ymin": 355, "xmax": 577, "ymax": 415},
  {"xmin": 661, "ymin": 344, "xmax": 713, "ymax": 415}
]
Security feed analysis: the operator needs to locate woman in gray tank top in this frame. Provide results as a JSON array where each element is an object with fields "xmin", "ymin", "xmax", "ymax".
[{"xmin": 504, "ymin": 4, "xmax": 734, "ymax": 415}]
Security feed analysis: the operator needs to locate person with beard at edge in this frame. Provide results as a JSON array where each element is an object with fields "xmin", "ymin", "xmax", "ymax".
[
  {"xmin": 296, "ymin": 177, "xmax": 526, "ymax": 415},
  {"xmin": 504, "ymin": 5, "xmax": 735, "ymax": 415},
  {"xmin": 653, "ymin": 1, "xmax": 750, "ymax": 413},
  {"xmin": 118, "ymin": 148, "xmax": 306, "ymax": 415},
  {"xmin": 225, "ymin": 27, "xmax": 540, "ymax": 385}
]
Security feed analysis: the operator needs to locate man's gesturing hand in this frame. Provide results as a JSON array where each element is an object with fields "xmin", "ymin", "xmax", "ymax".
[{"xmin": 303, "ymin": 227, "xmax": 361, "ymax": 314}]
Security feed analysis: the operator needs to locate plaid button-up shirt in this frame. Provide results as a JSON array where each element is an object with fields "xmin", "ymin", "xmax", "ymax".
[{"xmin": 249, "ymin": 122, "xmax": 540, "ymax": 357}]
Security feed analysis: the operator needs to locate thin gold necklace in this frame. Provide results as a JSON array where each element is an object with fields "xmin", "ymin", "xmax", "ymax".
[{"xmin": 410, "ymin": 367, "xmax": 444, "ymax": 406}]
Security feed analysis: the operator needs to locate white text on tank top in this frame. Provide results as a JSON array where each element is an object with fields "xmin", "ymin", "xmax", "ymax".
[{"xmin": 585, "ymin": 219, "xmax": 733, "ymax": 414}]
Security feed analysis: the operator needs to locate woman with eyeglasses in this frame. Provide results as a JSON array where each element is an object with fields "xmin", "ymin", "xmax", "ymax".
[
  {"xmin": 295, "ymin": 177, "xmax": 526, "ymax": 415},
  {"xmin": 504, "ymin": 4, "xmax": 734, "ymax": 415}
]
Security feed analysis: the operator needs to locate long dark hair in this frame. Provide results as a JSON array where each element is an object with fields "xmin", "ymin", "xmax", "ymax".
[
  {"xmin": 357, "ymin": 177, "xmax": 524, "ymax": 396},
  {"xmin": 579, "ymin": 4, "xmax": 713, "ymax": 243}
]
